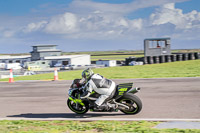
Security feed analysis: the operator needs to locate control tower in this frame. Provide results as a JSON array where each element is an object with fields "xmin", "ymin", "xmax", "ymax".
[{"xmin": 144, "ymin": 38, "xmax": 171, "ymax": 56}]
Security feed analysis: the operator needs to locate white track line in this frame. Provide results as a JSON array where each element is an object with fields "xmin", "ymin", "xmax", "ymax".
[{"xmin": 0, "ymin": 118, "xmax": 200, "ymax": 121}]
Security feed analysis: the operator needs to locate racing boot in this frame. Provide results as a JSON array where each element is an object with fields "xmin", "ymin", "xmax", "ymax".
[{"xmin": 98, "ymin": 103, "xmax": 110, "ymax": 111}]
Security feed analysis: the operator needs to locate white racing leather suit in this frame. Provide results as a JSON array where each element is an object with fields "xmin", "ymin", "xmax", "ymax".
[{"xmin": 81, "ymin": 74, "xmax": 116, "ymax": 106}]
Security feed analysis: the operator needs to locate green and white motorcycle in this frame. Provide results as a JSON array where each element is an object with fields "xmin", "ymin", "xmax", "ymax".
[{"xmin": 67, "ymin": 79, "xmax": 142, "ymax": 114}]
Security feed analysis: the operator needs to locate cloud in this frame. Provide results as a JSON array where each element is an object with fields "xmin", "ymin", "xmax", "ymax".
[
  {"xmin": 23, "ymin": 10, "xmax": 144, "ymax": 40},
  {"xmin": 22, "ymin": 0, "xmax": 195, "ymax": 40},
  {"xmin": 0, "ymin": 27, "xmax": 16, "ymax": 38},
  {"xmin": 24, "ymin": 21, "xmax": 47, "ymax": 33},
  {"xmin": 3, "ymin": 30, "xmax": 15, "ymax": 38},
  {"xmin": 150, "ymin": 3, "xmax": 200, "ymax": 30},
  {"xmin": 68, "ymin": 0, "xmax": 189, "ymax": 15},
  {"xmin": 3, "ymin": 0, "xmax": 200, "ymax": 52},
  {"xmin": 44, "ymin": 12, "xmax": 79, "ymax": 34}
]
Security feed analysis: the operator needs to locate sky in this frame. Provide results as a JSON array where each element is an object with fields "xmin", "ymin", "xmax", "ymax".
[{"xmin": 0, "ymin": 0, "xmax": 200, "ymax": 53}]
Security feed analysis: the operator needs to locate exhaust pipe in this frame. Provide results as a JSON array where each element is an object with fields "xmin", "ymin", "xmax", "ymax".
[
  {"xmin": 127, "ymin": 87, "xmax": 140, "ymax": 94},
  {"xmin": 112, "ymin": 99, "xmax": 129, "ymax": 109}
]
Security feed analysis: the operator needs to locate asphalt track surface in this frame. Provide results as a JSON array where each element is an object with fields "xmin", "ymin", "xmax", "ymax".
[{"xmin": 0, "ymin": 77, "xmax": 200, "ymax": 121}]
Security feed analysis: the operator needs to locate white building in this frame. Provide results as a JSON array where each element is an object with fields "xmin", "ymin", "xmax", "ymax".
[
  {"xmin": 43, "ymin": 54, "xmax": 91, "ymax": 66},
  {"xmin": 96, "ymin": 60, "xmax": 117, "ymax": 67},
  {"xmin": 0, "ymin": 55, "xmax": 31, "ymax": 64}
]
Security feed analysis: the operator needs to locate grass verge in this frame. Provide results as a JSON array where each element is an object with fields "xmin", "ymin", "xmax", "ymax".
[
  {"xmin": 0, "ymin": 120, "xmax": 199, "ymax": 133},
  {"xmin": 0, "ymin": 60, "xmax": 200, "ymax": 81},
  {"xmin": 91, "ymin": 54, "xmax": 143, "ymax": 61}
]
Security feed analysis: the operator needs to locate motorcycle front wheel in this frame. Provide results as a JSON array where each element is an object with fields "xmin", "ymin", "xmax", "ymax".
[
  {"xmin": 67, "ymin": 99, "xmax": 89, "ymax": 114},
  {"xmin": 118, "ymin": 93, "xmax": 142, "ymax": 115}
]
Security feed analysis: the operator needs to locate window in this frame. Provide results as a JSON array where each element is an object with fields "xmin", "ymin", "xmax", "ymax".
[
  {"xmin": 149, "ymin": 41, "xmax": 157, "ymax": 48},
  {"xmin": 149, "ymin": 40, "xmax": 166, "ymax": 48}
]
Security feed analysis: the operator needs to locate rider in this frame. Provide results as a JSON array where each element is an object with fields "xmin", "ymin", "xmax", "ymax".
[{"xmin": 80, "ymin": 68, "xmax": 116, "ymax": 110}]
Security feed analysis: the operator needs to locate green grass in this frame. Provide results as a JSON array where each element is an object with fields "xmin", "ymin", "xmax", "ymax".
[
  {"xmin": 62, "ymin": 50, "xmax": 144, "ymax": 55},
  {"xmin": 0, "ymin": 120, "xmax": 199, "ymax": 133},
  {"xmin": 91, "ymin": 54, "xmax": 143, "ymax": 61},
  {"xmin": 62, "ymin": 49, "xmax": 200, "ymax": 55},
  {"xmin": 172, "ymin": 49, "xmax": 200, "ymax": 53},
  {"xmin": 63, "ymin": 50, "xmax": 144, "ymax": 61},
  {"xmin": 2, "ymin": 49, "xmax": 199, "ymax": 57},
  {"xmin": 0, "ymin": 60, "xmax": 200, "ymax": 81}
]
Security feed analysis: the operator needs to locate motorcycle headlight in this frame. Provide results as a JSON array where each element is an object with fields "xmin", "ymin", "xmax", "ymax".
[{"xmin": 68, "ymin": 89, "xmax": 73, "ymax": 96}]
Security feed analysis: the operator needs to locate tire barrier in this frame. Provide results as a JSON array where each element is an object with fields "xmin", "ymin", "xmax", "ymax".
[
  {"xmin": 194, "ymin": 52, "xmax": 200, "ymax": 59},
  {"xmin": 147, "ymin": 56, "xmax": 154, "ymax": 64},
  {"xmin": 159, "ymin": 55, "xmax": 165, "ymax": 63},
  {"xmin": 153, "ymin": 56, "xmax": 159, "ymax": 64},
  {"xmin": 125, "ymin": 52, "xmax": 199, "ymax": 65},
  {"xmin": 170, "ymin": 55, "xmax": 176, "ymax": 62},
  {"xmin": 143, "ymin": 57, "xmax": 148, "ymax": 65},
  {"xmin": 182, "ymin": 53, "xmax": 188, "ymax": 61},
  {"xmin": 188, "ymin": 53, "xmax": 195, "ymax": 60},
  {"xmin": 165, "ymin": 55, "xmax": 171, "ymax": 63},
  {"xmin": 176, "ymin": 54, "xmax": 182, "ymax": 61}
]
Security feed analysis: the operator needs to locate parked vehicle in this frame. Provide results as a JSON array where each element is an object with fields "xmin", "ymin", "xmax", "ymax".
[
  {"xmin": 0, "ymin": 63, "xmax": 6, "ymax": 69},
  {"xmin": 5, "ymin": 63, "xmax": 22, "ymax": 70},
  {"xmin": 54, "ymin": 63, "xmax": 62, "ymax": 67}
]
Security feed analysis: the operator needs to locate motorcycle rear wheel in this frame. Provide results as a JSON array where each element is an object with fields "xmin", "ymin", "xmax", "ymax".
[
  {"xmin": 67, "ymin": 99, "xmax": 89, "ymax": 114},
  {"xmin": 118, "ymin": 93, "xmax": 142, "ymax": 115}
]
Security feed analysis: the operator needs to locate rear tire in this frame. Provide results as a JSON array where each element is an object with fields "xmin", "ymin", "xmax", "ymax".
[
  {"xmin": 117, "ymin": 93, "xmax": 142, "ymax": 115},
  {"xmin": 67, "ymin": 99, "xmax": 89, "ymax": 114}
]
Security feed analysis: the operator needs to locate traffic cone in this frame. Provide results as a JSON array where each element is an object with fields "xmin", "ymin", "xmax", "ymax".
[
  {"xmin": 9, "ymin": 69, "xmax": 14, "ymax": 83},
  {"xmin": 54, "ymin": 68, "xmax": 59, "ymax": 81}
]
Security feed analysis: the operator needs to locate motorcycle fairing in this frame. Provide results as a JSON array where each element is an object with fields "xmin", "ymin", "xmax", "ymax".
[{"xmin": 114, "ymin": 83, "xmax": 133, "ymax": 99}]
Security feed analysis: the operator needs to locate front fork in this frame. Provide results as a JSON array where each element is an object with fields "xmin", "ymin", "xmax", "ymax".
[
  {"xmin": 75, "ymin": 94, "xmax": 80, "ymax": 109},
  {"xmin": 68, "ymin": 96, "xmax": 85, "ymax": 108}
]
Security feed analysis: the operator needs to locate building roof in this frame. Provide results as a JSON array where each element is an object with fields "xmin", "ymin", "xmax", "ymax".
[
  {"xmin": 144, "ymin": 38, "xmax": 170, "ymax": 41},
  {"xmin": 43, "ymin": 55, "xmax": 90, "ymax": 60},
  {"xmin": 30, "ymin": 49, "xmax": 62, "ymax": 53},
  {"xmin": 0, "ymin": 55, "xmax": 31, "ymax": 60},
  {"xmin": 32, "ymin": 45, "xmax": 57, "ymax": 47},
  {"xmin": 37, "ymin": 49, "xmax": 61, "ymax": 52}
]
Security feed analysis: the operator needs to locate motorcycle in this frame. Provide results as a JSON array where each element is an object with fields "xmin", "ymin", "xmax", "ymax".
[{"xmin": 67, "ymin": 79, "xmax": 142, "ymax": 114}]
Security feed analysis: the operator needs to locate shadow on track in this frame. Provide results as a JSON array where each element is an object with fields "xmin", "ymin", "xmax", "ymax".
[{"xmin": 7, "ymin": 113, "xmax": 125, "ymax": 119}]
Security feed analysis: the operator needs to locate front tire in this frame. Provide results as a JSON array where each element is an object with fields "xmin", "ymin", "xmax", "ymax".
[
  {"xmin": 67, "ymin": 99, "xmax": 89, "ymax": 114},
  {"xmin": 117, "ymin": 93, "xmax": 142, "ymax": 115}
]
